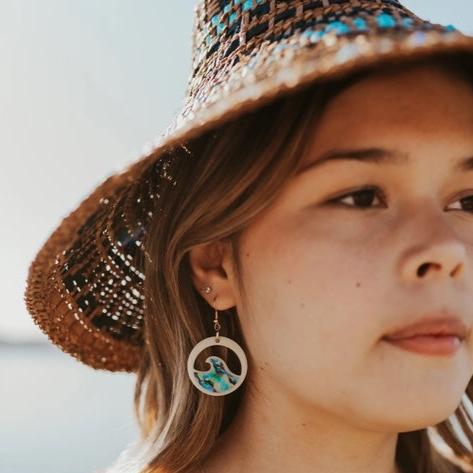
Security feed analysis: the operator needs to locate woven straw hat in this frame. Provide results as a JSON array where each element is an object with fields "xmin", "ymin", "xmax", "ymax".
[{"xmin": 25, "ymin": 0, "xmax": 473, "ymax": 372}]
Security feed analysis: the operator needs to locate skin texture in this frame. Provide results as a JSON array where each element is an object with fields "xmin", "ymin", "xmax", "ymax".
[{"xmin": 189, "ymin": 62, "xmax": 473, "ymax": 473}]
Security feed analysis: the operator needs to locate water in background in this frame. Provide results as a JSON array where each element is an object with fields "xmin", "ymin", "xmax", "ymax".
[{"xmin": 0, "ymin": 341, "xmax": 139, "ymax": 473}]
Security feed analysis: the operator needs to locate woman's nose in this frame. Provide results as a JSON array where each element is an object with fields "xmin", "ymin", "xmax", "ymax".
[{"xmin": 401, "ymin": 239, "xmax": 466, "ymax": 283}]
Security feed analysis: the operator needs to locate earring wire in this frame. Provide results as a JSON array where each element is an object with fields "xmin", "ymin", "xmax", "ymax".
[{"xmin": 201, "ymin": 285, "xmax": 220, "ymax": 341}]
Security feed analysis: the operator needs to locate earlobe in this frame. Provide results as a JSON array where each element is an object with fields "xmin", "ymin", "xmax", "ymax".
[{"xmin": 188, "ymin": 240, "xmax": 237, "ymax": 310}]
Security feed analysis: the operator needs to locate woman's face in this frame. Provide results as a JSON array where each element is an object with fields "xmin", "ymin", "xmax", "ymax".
[{"xmin": 230, "ymin": 62, "xmax": 473, "ymax": 431}]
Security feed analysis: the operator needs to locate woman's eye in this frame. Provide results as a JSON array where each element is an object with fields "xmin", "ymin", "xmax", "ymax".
[
  {"xmin": 327, "ymin": 186, "xmax": 384, "ymax": 210},
  {"xmin": 326, "ymin": 186, "xmax": 473, "ymax": 213},
  {"xmin": 448, "ymin": 194, "xmax": 473, "ymax": 212}
]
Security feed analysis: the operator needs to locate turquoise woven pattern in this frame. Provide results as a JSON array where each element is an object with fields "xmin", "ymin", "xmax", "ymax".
[{"xmin": 189, "ymin": 0, "xmax": 457, "ymax": 91}]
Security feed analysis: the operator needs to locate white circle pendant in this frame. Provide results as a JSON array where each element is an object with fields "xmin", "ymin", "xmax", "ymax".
[{"xmin": 187, "ymin": 336, "xmax": 248, "ymax": 396}]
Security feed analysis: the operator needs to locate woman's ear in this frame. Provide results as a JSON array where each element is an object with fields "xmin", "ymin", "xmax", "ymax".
[{"xmin": 188, "ymin": 240, "xmax": 238, "ymax": 310}]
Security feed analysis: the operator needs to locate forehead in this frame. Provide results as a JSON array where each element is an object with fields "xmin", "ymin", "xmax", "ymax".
[{"xmin": 309, "ymin": 63, "xmax": 473, "ymax": 148}]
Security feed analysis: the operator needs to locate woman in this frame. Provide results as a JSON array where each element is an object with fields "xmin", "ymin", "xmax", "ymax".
[{"xmin": 24, "ymin": 1, "xmax": 473, "ymax": 473}]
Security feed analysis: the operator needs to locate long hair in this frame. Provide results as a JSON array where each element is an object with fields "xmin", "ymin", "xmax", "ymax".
[{"xmin": 127, "ymin": 51, "xmax": 473, "ymax": 473}]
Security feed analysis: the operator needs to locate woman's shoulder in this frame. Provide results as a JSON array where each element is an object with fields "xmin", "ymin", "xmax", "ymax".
[
  {"xmin": 453, "ymin": 461, "xmax": 473, "ymax": 473},
  {"xmin": 93, "ymin": 438, "xmax": 153, "ymax": 473}
]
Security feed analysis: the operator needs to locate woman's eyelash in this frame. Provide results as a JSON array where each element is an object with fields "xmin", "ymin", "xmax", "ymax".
[
  {"xmin": 327, "ymin": 186, "xmax": 385, "ymax": 210},
  {"xmin": 326, "ymin": 186, "xmax": 473, "ymax": 212}
]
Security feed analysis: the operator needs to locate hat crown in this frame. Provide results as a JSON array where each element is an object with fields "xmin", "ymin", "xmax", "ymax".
[
  {"xmin": 191, "ymin": 2, "xmax": 405, "ymax": 64},
  {"xmin": 184, "ymin": 0, "xmax": 427, "ymax": 100}
]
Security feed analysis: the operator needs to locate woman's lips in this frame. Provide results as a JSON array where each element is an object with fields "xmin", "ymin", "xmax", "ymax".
[
  {"xmin": 381, "ymin": 314, "xmax": 469, "ymax": 355},
  {"xmin": 382, "ymin": 334, "xmax": 462, "ymax": 356}
]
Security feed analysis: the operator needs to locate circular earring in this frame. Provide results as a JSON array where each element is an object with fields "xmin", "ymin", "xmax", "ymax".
[{"xmin": 187, "ymin": 285, "xmax": 248, "ymax": 396}]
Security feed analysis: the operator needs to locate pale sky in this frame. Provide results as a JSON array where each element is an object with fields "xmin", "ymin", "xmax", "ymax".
[{"xmin": 3, "ymin": 1, "xmax": 473, "ymax": 341}]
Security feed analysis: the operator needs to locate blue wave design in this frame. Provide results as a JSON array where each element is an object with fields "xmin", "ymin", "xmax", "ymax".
[{"xmin": 193, "ymin": 356, "xmax": 240, "ymax": 393}]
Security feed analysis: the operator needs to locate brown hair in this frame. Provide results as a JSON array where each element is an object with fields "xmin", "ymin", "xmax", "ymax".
[{"xmin": 129, "ymin": 51, "xmax": 473, "ymax": 473}]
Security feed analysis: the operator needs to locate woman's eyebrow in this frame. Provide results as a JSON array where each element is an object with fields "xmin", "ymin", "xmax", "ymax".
[{"xmin": 297, "ymin": 147, "xmax": 473, "ymax": 175}]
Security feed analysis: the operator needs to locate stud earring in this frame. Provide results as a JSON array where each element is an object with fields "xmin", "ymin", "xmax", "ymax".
[{"xmin": 187, "ymin": 285, "xmax": 248, "ymax": 396}]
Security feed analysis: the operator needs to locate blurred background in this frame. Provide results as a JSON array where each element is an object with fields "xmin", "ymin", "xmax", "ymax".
[{"xmin": 1, "ymin": 1, "xmax": 473, "ymax": 472}]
